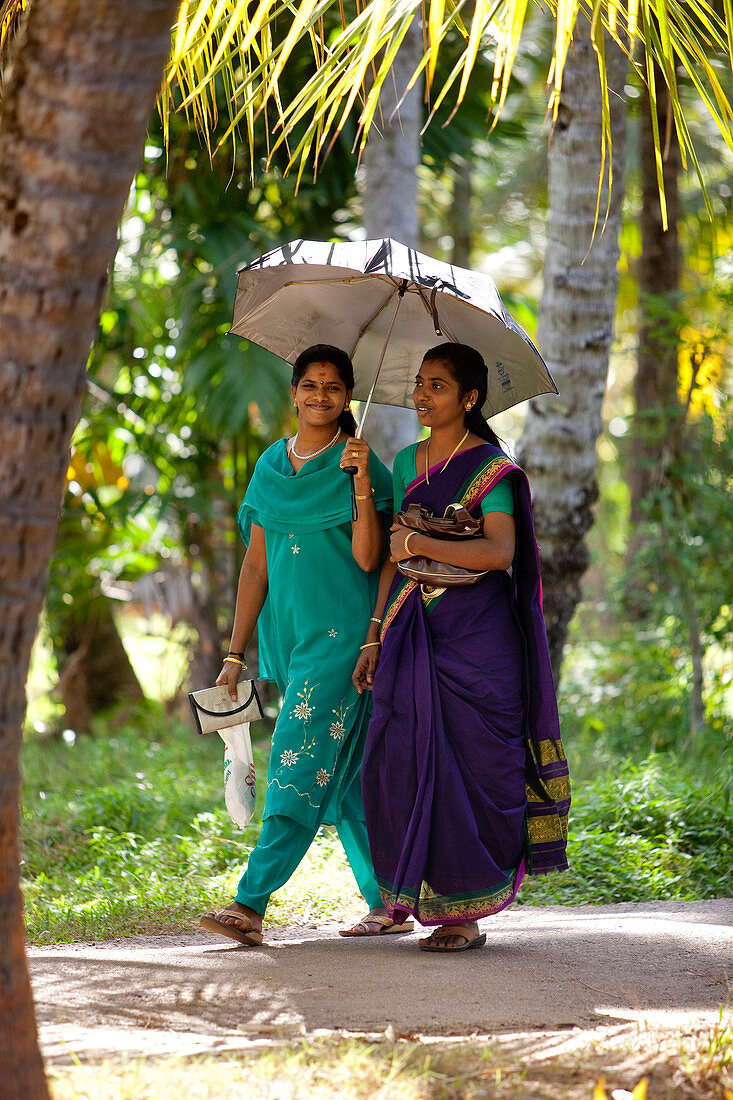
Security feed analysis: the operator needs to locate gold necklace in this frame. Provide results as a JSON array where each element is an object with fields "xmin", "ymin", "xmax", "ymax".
[{"xmin": 425, "ymin": 428, "xmax": 470, "ymax": 485}]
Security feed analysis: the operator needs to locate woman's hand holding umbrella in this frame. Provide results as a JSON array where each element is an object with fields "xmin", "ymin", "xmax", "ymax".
[{"xmin": 339, "ymin": 436, "xmax": 371, "ymax": 483}]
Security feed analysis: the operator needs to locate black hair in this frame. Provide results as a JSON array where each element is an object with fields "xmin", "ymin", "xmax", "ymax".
[
  {"xmin": 292, "ymin": 344, "xmax": 358, "ymax": 435},
  {"xmin": 422, "ymin": 342, "xmax": 503, "ymax": 449}
]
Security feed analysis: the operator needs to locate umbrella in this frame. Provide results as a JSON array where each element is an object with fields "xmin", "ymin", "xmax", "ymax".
[{"xmin": 230, "ymin": 237, "xmax": 557, "ymax": 437}]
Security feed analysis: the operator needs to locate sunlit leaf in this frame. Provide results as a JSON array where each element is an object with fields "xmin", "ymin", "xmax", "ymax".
[
  {"xmin": 162, "ymin": 0, "xmax": 733, "ymax": 221},
  {"xmin": 427, "ymin": 0, "xmax": 446, "ymax": 85}
]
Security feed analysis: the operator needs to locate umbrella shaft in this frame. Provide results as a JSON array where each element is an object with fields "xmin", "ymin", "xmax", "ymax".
[{"xmin": 356, "ymin": 282, "xmax": 406, "ymax": 438}]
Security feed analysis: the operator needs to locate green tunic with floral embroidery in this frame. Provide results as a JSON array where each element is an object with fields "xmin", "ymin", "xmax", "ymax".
[{"xmin": 237, "ymin": 437, "xmax": 393, "ymax": 829}]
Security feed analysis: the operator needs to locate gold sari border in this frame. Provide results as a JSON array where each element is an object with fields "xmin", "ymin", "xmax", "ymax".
[
  {"xmin": 460, "ymin": 457, "xmax": 516, "ymax": 511},
  {"xmin": 380, "ymin": 578, "xmax": 417, "ymax": 642}
]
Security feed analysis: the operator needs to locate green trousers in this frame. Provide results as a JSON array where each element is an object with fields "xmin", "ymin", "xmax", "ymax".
[{"xmin": 235, "ymin": 813, "xmax": 382, "ymax": 916}]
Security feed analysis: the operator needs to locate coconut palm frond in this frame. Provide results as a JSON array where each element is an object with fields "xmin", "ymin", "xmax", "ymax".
[
  {"xmin": 0, "ymin": 0, "xmax": 27, "ymax": 62},
  {"xmin": 164, "ymin": 0, "xmax": 733, "ymax": 205}
]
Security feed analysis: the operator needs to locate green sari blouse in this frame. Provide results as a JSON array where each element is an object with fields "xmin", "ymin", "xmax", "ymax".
[{"xmin": 238, "ymin": 438, "xmax": 393, "ymax": 828}]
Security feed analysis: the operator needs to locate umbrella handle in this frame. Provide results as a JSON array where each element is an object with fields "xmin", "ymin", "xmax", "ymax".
[{"xmin": 342, "ymin": 407, "xmax": 363, "ymax": 475}]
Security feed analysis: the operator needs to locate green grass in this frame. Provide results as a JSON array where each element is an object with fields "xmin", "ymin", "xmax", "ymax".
[
  {"xmin": 21, "ymin": 704, "xmax": 363, "ymax": 943},
  {"xmin": 21, "ymin": 690, "xmax": 733, "ymax": 945}
]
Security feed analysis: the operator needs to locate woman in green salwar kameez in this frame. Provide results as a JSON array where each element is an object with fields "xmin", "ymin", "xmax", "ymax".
[{"xmin": 200, "ymin": 345, "xmax": 407, "ymax": 947}]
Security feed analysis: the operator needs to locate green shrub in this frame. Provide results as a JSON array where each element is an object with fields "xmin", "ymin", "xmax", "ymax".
[{"xmin": 521, "ymin": 755, "xmax": 733, "ymax": 905}]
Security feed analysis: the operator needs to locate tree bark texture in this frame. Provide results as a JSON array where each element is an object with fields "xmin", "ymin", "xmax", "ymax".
[
  {"xmin": 57, "ymin": 592, "xmax": 145, "ymax": 733},
  {"xmin": 629, "ymin": 67, "xmax": 680, "ymax": 527},
  {"xmin": 361, "ymin": 17, "xmax": 422, "ymax": 466},
  {"xmin": 450, "ymin": 164, "xmax": 472, "ymax": 268},
  {"xmin": 0, "ymin": 1, "xmax": 179, "ymax": 1094},
  {"xmin": 517, "ymin": 19, "xmax": 628, "ymax": 683}
]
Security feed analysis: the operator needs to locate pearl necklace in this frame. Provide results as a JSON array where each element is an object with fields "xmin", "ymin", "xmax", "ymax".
[
  {"xmin": 425, "ymin": 428, "xmax": 470, "ymax": 484},
  {"xmin": 289, "ymin": 428, "xmax": 341, "ymax": 461}
]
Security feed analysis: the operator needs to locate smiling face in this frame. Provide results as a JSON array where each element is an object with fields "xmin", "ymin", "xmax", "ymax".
[
  {"xmin": 413, "ymin": 359, "xmax": 478, "ymax": 431},
  {"xmin": 292, "ymin": 361, "xmax": 351, "ymax": 429}
]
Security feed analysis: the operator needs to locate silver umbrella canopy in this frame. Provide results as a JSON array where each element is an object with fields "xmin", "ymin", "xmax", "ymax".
[{"xmin": 231, "ymin": 237, "xmax": 557, "ymax": 434}]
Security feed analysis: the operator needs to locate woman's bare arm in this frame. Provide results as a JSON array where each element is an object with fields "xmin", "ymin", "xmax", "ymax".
[
  {"xmin": 389, "ymin": 512, "xmax": 516, "ymax": 572},
  {"xmin": 216, "ymin": 523, "xmax": 268, "ymax": 700},
  {"xmin": 352, "ymin": 558, "xmax": 397, "ymax": 693}
]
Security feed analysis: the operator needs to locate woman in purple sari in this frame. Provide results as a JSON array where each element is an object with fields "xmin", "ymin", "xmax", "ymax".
[{"xmin": 351, "ymin": 343, "xmax": 570, "ymax": 952}]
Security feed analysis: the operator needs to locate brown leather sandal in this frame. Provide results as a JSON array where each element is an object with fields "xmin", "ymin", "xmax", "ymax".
[
  {"xmin": 200, "ymin": 906, "xmax": 264, "ymax": 946},
  {"xmin": 418, "ymin": 923, "xmax": 486, "ymax": 952},
  {"xmin": 339, "ymin": 913, "xmax": 414, "ymax": 937}
]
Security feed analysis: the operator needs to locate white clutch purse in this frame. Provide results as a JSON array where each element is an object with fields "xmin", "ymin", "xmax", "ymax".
[
  {"xmin": 188, "ymin": 680, "xmax": 263, "ymax": 736},
  {"xmin": 188, "ymin": 680, "xmax": 263, "ymax": 827}
]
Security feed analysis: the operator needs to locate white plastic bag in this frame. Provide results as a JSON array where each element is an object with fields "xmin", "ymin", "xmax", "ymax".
[{"xmin": 218, "ymin": 721, "xmax": 256, "ymax": 826}]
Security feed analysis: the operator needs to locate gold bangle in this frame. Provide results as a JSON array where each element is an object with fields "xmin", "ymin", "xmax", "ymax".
[
  {"xmin": 403, "ymin": 530, "xmax": 417, "ymax": 556},
  {"xmin": 370, "ymin": 616, "xmax": 382, "ymax": 624},
  {"xmin": 359, "ymin": 641, "xmax": 381, "ymax": 650},
  {"xmin": 223, "ymin": 656, "xmax": 246, "ymax": 668},
  {"xmin": 355, "ymin": 488, "xmax": 374, "ymax": 501}
]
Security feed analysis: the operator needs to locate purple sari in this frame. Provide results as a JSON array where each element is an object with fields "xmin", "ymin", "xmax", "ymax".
[{"xmin": 362, "ymin": 444, "xmax": 570, "ymax": 926}]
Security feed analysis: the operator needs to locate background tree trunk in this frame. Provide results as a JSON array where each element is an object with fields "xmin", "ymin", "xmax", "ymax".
[
  {"xmin": 184, "ymin": 453, "xmax": 235, "ymax": 689},
  {"xmin": 450, "ymin": 164, "xmax": 473, "ymax": 268},
  {"xmin": 0, "ymin": 1, "xmax": 179, "ymax": 1094},
  {"xmin": 57, "ymin": 592, "xmax": 145, "ymax": 733},
  {"xmin": 360, "ymin": 18, "xmax": 422, "ymax": 466},
  {"xmin": 517, "ymin": 18, "xmax": 629, "ymax": 683},
  {"xmin": 629, "ymin": 68, "xmax": 680, "ymax": 527}
]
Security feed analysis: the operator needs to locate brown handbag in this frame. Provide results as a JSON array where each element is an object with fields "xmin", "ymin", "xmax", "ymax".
[{"xmin": 394, "ymin": 502, "xmax": 488, "ymax": 587}]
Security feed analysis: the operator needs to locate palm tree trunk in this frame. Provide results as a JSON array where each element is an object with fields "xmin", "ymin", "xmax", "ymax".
[
  {"xmin": 0, "ymin": 1, "xmax": 179, "ymax": 1094},
  {"xmin": 629, "ymin": 66, "xmax": 680, "ymax": 528},
  {"xmin": 450, "ymin": 163, "xmax": 472, "ymax": 268},
  {"xmin": 56, "ymin": 591, "xmax": 145, "ymax": 734},
  {"xmin": 361, "ymin": 18, "xmax": 422, "ymax": 465},
  {"xmin": 517, "ymin": 17, "xmax": 629, "ymax": 683}
]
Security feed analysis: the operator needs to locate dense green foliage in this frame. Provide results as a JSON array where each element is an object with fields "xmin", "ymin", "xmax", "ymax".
[{"xmin": 22, "ymin": 709, "xmax": 365, "ymax": 943}]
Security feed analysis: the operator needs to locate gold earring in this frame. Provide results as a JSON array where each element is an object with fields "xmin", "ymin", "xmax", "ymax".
[{"xmin": 466, "ymin": 402, "xmax": 474, "ymax": 410}]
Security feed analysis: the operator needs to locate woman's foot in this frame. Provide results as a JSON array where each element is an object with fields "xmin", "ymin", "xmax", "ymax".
[
  {"xmin": 339, "ymin": 908, "xmax": 414, "ymax": 937},
  {"xmin": 417, "ymin": 922, "xmax": 486, "ymax": 952},
  {"xmin": 200, "ymin": 901, "xmax": 264, "ymax": 946}
]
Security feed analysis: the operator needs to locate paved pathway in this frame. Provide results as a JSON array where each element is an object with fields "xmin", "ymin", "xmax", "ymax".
[{"xmin": 29, "ymin": 899, "xmax": 733, "ymax": 1064}]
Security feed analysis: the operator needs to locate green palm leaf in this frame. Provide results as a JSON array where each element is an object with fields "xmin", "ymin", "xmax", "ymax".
[{"xmin": 163, "ymin": 0, "xmax": 733, "ymax": 215}]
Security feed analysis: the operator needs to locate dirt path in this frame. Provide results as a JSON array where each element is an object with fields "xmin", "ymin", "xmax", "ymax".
[{"xmin": 30, "ymin": 899, "xmax": 732, "ymax": 1067}]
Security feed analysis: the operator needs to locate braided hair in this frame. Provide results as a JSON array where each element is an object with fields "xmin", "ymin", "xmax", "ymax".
[
  {"xmin": 292, "ymin": 344, "xmax": 358, "ymax": 435},
  {"xmin": 422, "ymin": 343, "xmax": 502, "ymax": 449}
]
